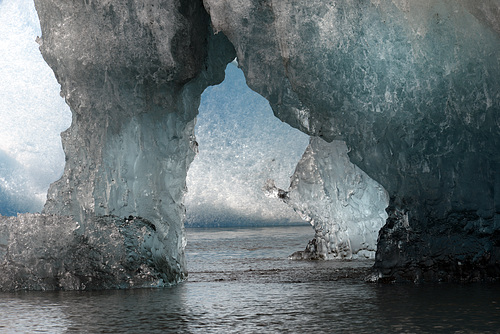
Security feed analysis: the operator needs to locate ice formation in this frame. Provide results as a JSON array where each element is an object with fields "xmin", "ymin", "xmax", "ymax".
[
  {"xmin": 1, "ymin": 0, "xmax": 236, "ymax": 290},
  {"xmin": 185, "ymin": 61, "xmax": 308, "ymax": 226},
  {"xmin": 204, "ymin": 0, "xmax": 500, "ymax": 281},
  {"xmin": 0, "ymin": 213, "xmax": 180, "ymax": 291},
  {"xmin": 2, "ymin": 0, "xmax": 500, "ymax": 289},
  {"xmin": 265, "ymin": 137, "xmax": 388, "ymax": 259}
]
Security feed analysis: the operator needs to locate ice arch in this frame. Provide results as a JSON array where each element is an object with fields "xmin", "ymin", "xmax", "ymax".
[
  {"xmin": 2, "ymin": 0, "xmax": 499, "ymax": 290},
  {"xmin": 186, "ymin": 61, "xmax": 389, "ymax": 258},
  {"xmin": 203, "ymin": 0, "xmax": 500, "ymax": 281}
]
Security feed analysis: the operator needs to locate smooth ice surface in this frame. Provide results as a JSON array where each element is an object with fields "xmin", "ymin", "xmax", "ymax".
[
  {"xmin": 185, "ymin": 62, "xmax": 309, "ymax": 226},
  {"xmin": 266, "ymin": 138, "xmax": 389, "ymax": 259},
  {"xmin": 0, "ymin": 0, "xmax": 71, "ymax": 215}
]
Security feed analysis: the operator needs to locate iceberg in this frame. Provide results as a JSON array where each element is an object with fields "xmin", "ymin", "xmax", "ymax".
[
  {"xmin": 2, "ymin": 0, "xmax": 235, "ymax": 290},
  {"xmin": 2, "ymin": 0, "xmax": 500, "ymax": 289},
  {"xmin": 32, "ymin": 0, "xmax": 235, "ymax": 289}
]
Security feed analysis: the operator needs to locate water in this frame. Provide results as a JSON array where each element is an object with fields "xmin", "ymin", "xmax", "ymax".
[{"xmin": 1, "ymin": 225, "xmax": 499, "ymax": 333}]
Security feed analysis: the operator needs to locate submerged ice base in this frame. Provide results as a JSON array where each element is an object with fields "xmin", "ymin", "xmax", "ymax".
[{"xmin": 0, "ymin": 214, "xmax": 183, "ymax": 291}]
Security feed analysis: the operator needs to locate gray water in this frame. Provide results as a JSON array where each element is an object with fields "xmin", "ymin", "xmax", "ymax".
[{"xmin": 1, "ymin": 225, "xmax": 499, "ymax": 333}]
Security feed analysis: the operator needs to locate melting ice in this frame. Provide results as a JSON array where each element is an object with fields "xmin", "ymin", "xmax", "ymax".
[
  {"xmin": 266, "ymin": 138, "xmax": 389, "ymax": 259},
  {"xmin": 0, "ymin": 0, "xmax": 391, "ymax": 291}
]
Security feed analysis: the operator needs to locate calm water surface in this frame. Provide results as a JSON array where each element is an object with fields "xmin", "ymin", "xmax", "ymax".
[{"xmin": 1, "ymin": 225, "xmax": 499, "ymax": 333}]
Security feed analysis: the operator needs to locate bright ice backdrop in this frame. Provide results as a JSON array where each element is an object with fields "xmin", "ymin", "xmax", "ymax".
[
  {"xmin": 0, "ymin": 0, "xmax": 71, "ymax": 215},
  {"xmin": 185, "ymin": 62, "xmax": 309, "ymax": 226}
]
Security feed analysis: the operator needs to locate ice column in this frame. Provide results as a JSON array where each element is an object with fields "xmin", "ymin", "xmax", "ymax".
[
  {"xmin": 266, "ymin": 137, "xmax": 388, "ymax": 259},
  {"xmin": 34, "ymin": 0, "xmax": 235, "ymax": 284}
]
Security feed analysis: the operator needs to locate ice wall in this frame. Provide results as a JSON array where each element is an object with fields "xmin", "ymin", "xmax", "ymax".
[
  {"xmin": 204, "ymin": 0, "xmax": 500, "ymax": 281},
  {"xmin": 185, "ymin": 62, "xmax": 308, "ymax": 226},
  {"xmin": 0, "ymin": 0, "xmax": 71, "ymax": 215},
  {"xmin": 266, "ymin": 137, "xmax": 388, "ymax": 259}
]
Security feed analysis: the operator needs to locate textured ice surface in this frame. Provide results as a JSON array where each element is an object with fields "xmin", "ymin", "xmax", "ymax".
[
  {"xmin": 8, "ymin": 0, "xmax": 497, "ymax": 288},
  {"xmin": 185, "ymin": 62, "xmax": 308, "ymax": 226},
  {"xmin": 0, "ymin": 0, "xmax": 71, "ymax": 215},
  {"xmin": 203, "ymin": 0, "xmax": 500, "ymax": 213},
  {"xmin": 31, "ymin": 0, "xmax": 235, "ymax": 288},
  {"xmin": 204, "ymin": 0, "xmax": 500, "ymax": 280},
  {"xmin": 0, "ymin": 213, "xmax": 182, "ymax": 291},
  {"xmin": 265, "ymin": 138, "xmax": 388, "ymax": 259}
]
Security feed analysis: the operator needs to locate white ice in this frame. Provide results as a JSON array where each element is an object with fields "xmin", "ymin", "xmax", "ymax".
[
  {"xmin": 0, "ymin": 0, "xmax": 71, "ymax": 215},
  {"xmin": 185, "ymin": 62, "xmax": 310, "ymax": 226}
]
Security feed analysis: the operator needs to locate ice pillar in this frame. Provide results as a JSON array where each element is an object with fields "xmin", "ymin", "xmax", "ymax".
[{"xmin": 34, "ymin": 0, "xmax": 235, "ymax": 283}]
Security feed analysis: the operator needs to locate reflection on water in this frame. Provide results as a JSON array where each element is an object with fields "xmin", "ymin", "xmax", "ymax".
[
  {"xmin": 1, "ymin": 226, "xmax": 499, "ymax": 333},
  {"xmin": 0, "ymin": 296, "xmax": 70, "ymax": 333}
]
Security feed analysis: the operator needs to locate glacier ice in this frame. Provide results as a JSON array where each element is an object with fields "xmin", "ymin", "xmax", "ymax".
[
  {"xmin": 5, "ymin": 0, "xmax": 236, "ymax": 290},
  {"xmin": 265, "ymin": 137, "xmax": 388, "ymax": 259},
  {"xmin": 2, "ymin": 0, "xmax": 500, "ymax": 289},
  {"xmin": 204, "ymin": 0, "xmax": 500, "ymax": 281}
]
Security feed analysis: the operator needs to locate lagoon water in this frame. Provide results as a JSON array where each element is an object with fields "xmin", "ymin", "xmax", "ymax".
[{"xmin": 1, "ymin": 225, "xmax": 499, "ymax": 333}]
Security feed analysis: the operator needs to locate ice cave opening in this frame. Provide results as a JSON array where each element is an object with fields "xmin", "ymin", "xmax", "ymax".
[
  {"xmin": 186, "ymin": 60, "xmax": 390, "ymax": 260},
  {"xmin": 185, "ymin": 60, "xmax": 309, "ymax": 228}
]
